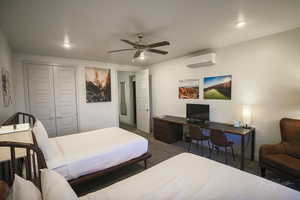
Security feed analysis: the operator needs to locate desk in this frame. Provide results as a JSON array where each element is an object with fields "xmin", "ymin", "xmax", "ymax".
[{"xmin": 153, "ymin": 115, "xmax": 255, "ymax": 170}]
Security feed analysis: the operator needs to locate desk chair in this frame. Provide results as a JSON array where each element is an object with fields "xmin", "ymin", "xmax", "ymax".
[
  {"xmin": 187, "ymin": 125, "xmax": 210, "ymax": 156},
  {"xmin": 210, "ymin": 129, "xmax": 235, "ymax": 164}
]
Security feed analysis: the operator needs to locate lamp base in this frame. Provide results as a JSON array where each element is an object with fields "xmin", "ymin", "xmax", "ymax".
[{"xmin": 243, "ymin": 124, "xmax": 252, "ymax": 129}]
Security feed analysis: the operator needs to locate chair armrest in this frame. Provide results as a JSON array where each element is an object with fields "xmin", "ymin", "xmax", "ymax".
[{"xmin": 259, "ymin": 143, "xmax": 286, "ymax": 158}]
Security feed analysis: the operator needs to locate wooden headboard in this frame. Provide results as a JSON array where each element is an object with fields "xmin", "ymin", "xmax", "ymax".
[
  {"xmin": 0, "ymin": 141, "xmax": 47, "ymax": 195},
  {"xmin": 1, "ymin": 112, "xmax": 36, "ymax": 127}
]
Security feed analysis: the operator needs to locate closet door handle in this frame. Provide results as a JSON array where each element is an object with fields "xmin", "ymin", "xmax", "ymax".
[{"xmin": 56, "ymin": 116, "xmax": 62, "ymax": 119}]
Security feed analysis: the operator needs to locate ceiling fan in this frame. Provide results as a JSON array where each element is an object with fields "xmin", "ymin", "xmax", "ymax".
[{"xmin": 108, "ymin": 33, "xmax": 170, "ymax": 60}]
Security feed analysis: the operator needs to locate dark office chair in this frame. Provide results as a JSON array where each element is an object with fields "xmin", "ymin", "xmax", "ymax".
[
  {"xmin": 187, "ymin": 125, "xmax": 210, "ymax": 156},
  {"xmin": 210, "ymin": 129, "xmax": 235, "ymax": 164}
]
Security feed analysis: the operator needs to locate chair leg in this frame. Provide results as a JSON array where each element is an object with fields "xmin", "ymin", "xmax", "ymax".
[
  {"xmin": 209, "ymin": 144, "xmax": 213, "ymax": 158},
  {"xmin": 261, "ymin": 167, "xmax": 266, "ymax": 177},
  {"xmin": 216, "ymin": 146, "xmax": 220, "ymax": 156},
  {"xmin": 144, "ymin": 159, "xmax": 148, "ymax": 169},
  {"xmin": 225, "ymin": 147, "xmax": 228, "ymax": 164},
  {"xmin": 207, "ymin": 140, "xmax": 211, "ymax": 158},
  {"xmin": 188, "ymin": 141, "xmax": 192, "ymax": 152},
  {"xmin": 231, "ymin": 146, "xmax": 235, "ymax": 161},
  {"xmin": 196, "ymin": 141, "xmax": 200, "ymax": 153},
  {"xmin": 200, "ymin": 140, "xmax": 204, "ymax": 156}
]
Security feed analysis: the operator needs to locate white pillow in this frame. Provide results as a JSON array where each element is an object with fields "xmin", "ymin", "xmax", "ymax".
[
  {"xmin": 9, "ymin": 174, "xmax": 42, "ymax": 200},
  {"xmin": 41, "ymin": 169, "xmax": 79, "ymax": 200},
  {"xmin": 32, "ymin": 120, "xmax": 59, "ymax": 161}
]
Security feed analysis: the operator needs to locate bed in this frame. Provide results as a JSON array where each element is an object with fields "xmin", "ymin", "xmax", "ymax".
[
  {"xmin": 32, "ymin": 120, "xmax": 151, "ymax": 185},
  {"xmin": 0, "ymin": 146, "xmax": 299, "ymax": 200},
  {"xmin": 1, "ymin": 113, "xmax": 151, "ymax": 186},
  {"xmin": 80, "ymin": 153, "xmax": 300, "ymax": 200},
  {"xmin": 47, "ymin": 127, "xmax": 150, "ymax": 183}
]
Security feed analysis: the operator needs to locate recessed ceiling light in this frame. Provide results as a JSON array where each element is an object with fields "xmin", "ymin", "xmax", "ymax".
[{"xmin": 236, "ymin": 21, "xmax": 246, "ymax": 28}]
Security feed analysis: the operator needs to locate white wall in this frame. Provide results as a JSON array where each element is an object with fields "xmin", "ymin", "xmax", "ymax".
[
  {"xmin": 150, "ymin": 28, "xmax": 300, "ymax": 158},
  {"xmin": 118, "ymin": 71, "xmax": 135, "ymax": 125},
  {"xmin": 0, "ymin": 28, "xmax": 14, "ymax": 123},
  {"xmin": 12, "ymin": 53, "xmax": 143, "ymax": 132}
]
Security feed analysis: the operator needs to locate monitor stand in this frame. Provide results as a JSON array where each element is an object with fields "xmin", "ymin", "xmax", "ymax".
[{"xmin": 186, "ymin": 118, "xmax": 206, "ymax": 124}]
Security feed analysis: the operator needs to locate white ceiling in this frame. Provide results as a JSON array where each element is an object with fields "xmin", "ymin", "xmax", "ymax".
[{"xmin": 1, "ymin": 0, "xmax": 300, "ymax": 66}]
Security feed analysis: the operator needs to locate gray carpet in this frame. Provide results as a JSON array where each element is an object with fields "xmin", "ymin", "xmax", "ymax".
[{"xmin": 73, "ymin": 124, "xmax": 300, "ymax": 196}]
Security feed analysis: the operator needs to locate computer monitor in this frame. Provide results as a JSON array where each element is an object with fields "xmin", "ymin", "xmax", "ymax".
[{"xmin": 186, "ymin": 104, "xmax": 209, "ymax": 123}]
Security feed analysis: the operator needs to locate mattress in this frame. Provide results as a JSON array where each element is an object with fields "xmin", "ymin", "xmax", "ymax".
[
  {"xmin": 81, "ymin": 153, "xmax": 300, "ymax": 200},
  {"xmin": 47, "ymin": 127, "xmax": 148, "ymax": 180}
]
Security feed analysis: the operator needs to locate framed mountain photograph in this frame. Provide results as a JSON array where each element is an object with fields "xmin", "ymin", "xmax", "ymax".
[
  {"xmin": 203, "ymin": 75, "xmax": 232, "ymax": 100},
  {"xmin": 85, "ymin": 67, "xmax": 111, "ymax": 103}
]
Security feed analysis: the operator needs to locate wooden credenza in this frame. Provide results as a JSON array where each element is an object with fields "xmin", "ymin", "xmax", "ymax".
[{"xmin": 153, "ymin": 117, "xmax": 183, "ymax": 143}]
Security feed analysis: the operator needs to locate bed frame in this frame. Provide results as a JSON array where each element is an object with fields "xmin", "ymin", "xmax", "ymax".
[
  {"xmin": 1, "ymin": 112, "xmax": 152, "ymax": 187},
  {"xmin": 1, "ymin": 112, "xmax": 36, "ymax": 127},
  {"xmin": 0, "ymin": 141, "xmax": 45, "ymax": 199}
]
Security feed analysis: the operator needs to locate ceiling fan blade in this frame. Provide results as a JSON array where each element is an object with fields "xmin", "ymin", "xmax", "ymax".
[
  {"xmin": 148, "ymin": 49, "xmax": 168, "ymax": 55},
  {"xmin": 120, "ymin": 39, "xmax": 136, "ymax": 47},
  {"xmin": 134, "ymin": 50, "xmax": 142, "ymax": 58},
  {"xmin": 147, "ymin": 41, "xmax": 170, "ymax": 48},
  {"xmin": 108, "ymin": 48, "xmax": 135, "ymax": 54}
]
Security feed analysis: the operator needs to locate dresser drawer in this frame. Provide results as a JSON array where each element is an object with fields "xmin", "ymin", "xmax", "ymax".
[{"xmin": 153, "ymin": 118, "xmax": 183, "ymax": 143}]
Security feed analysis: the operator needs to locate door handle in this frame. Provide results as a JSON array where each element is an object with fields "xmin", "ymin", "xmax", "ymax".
[{"xmin": 56, "ymin": 116, "xmax": 62, "ymax": 119}]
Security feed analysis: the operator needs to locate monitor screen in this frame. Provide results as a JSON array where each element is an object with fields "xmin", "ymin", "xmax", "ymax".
[{"xmin": 186, "ymin": 104, "xmax": 209, "ymax": 121}]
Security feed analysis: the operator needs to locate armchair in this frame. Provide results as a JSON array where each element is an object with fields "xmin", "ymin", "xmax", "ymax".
[{"xmin": 259, "ymin": 118, "xmax": 300, "ymax": 180}]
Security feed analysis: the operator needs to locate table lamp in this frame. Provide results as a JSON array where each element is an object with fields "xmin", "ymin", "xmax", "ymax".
[{"xmin": 242, "ymin": 105, "xmax": 252, "ymax": 129}]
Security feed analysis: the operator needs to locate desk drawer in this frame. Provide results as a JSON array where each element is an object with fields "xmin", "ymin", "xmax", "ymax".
[{"xmin": 153, "ymin": 119, "xmax": 183, "ymax": 143}]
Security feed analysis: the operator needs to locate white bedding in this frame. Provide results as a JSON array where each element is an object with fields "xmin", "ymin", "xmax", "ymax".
[
  {"xmin": 46, "ymin": 127, "xmax": 148, "ymax": 180},
  {"xmin": 81, "ymin": 153, "xmax": 300, "ymax": 200}
]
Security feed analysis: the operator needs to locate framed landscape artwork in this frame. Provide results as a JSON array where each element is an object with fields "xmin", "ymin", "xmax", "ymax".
[
  {"xmin": 203, "ymin": 75, "xmax": 232, "ymax": 100},
  {"xmin": 178, "ymin": 79, "xmax": 199, "ymax": 99},
  {"xmin": 85, "ymin": 67, "xmax": 111, "ymax": 103}
]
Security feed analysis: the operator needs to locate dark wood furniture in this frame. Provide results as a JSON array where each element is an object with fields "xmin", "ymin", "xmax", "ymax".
[
  {"xmin": 69, "ymin": 152, "xmax": 151, "ymax": 185},
  {"xmin": 210, "ymin": 129, "xmax": 235, "ymax": 164},
  {"xmin": 153, "ymin": 115, "xmax": 255, "ymax": 170},
  {"xmin": 187, "ymin": 124, "xmax": 210, "ymax": 155},
  {"xmin": 259, "ymin": 118, "xmax": 300, "ymax": 180},
  {"xmin": 1, "ymin": 112, "xmax": 36, "ymax": 127},
  {"xmin": 153, "ymin": 117, "xmax": 183, "ymax": 143},
  {"xmin": 0, "ymin": 141, "xmax": 46, "ymax": 188}
]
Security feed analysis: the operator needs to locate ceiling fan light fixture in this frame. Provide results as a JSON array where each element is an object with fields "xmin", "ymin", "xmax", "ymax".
[
  {"xmin": 110, "ymin": 34, "xmax": 170, "ymax": 61},
  {"xmin": 236, "ymin": 20, "xmax": 246, "ymax": 28},
  {"xmin": 139, "ymin": 51, "xmax": 146, "ymax": 60}
]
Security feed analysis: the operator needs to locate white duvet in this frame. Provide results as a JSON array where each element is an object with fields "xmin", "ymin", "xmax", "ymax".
[
  {"xmin": 46, "ymin": 127, "xmax": 148, "ymax": 180},
  {"xmin": 81, "ymin": 153, "xmax": 300, "ymax": 200}
]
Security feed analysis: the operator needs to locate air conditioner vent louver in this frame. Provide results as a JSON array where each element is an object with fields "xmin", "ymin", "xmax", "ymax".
[{"xmin": 186, "ymin": 53, "xmax": 216, "ymax": 68}]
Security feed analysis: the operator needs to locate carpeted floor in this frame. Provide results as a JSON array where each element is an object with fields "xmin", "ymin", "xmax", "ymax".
[{"xmin": 73, "ymin": 124, "xmax": 300, "ymax": 196}]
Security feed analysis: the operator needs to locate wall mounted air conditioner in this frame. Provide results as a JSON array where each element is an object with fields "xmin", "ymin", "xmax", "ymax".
[{"xmin": 185, "ymin": 53, "xmax": 216, "ymax": 68}]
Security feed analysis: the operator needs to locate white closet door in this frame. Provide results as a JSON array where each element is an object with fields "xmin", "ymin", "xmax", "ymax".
[
  {"xmin": 135, "ymin": 69, "xmax": 150, "ymax": 133},
  {"xmin": 26, "ymin": 64, "xmax": 57, "ymax": 137},
  {"xmin": 53, "ymin": 66, "xmax": 78, "ymax": 136}
]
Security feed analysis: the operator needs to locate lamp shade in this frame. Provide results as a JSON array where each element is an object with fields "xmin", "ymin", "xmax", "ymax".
[{"xmin": 242, "ymin": 105, "xmax": 252, "ymax": 126}]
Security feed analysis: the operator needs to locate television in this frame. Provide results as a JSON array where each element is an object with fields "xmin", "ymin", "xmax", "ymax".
[{"xmin": 186, "ymin": 104, "xmax": 209, "ymax": 123}]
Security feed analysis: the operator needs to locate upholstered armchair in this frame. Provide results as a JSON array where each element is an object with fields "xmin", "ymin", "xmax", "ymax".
[{"xmin": 259, "ymin": 118, "xmax": 300, "ymax": 180}]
